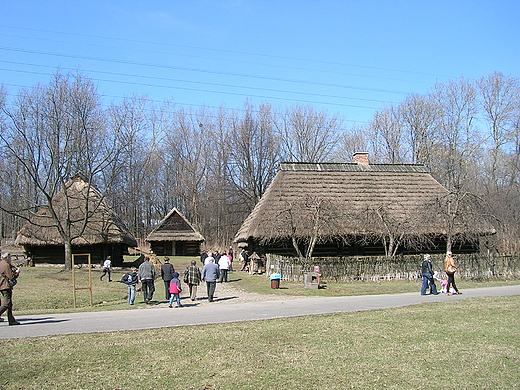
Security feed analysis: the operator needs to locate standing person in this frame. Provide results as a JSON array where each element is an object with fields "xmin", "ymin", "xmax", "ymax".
[
  {"xmin": 444, "ymin": 252, "xmax": 462, "ymax": 295},
  {"xmin": 184, "ymin": 260, "xmax": 202, "ymax": 301},
  {"xmin": 228, "ymin": 246, "xmax": 234, "ymax": 271},
  {"xmin": 218, "ymin": 252, "xmax": 231, "ymax": 283},
  {"xmin": 200, "ymin": 250, "xmax": 208, "ymax": 266},
  {"xmin": 168, "ymin": 272, "xmax": 183, "ymax": 308},
  {"xmin": 201, "ymin": 257, "xmax": 220, "ymax": 302},
  {"xmin": 420, "ymin": 254, "xmax": 439, "ymax": 295},
  {"xmin": 120, "ymin": 267, "xmax": 139, "ymax": 305},
  {"xmin": 204, "ymin": 252, "xmax": 215, "ymax": 265},
  {"xmin": 138, "ymin": 256, "xmax": 156, "ymax": 304},
  {"xmin": 0, "ymin": 253, "xmax": 20, "ymax": 325},
  {"xmin": 214, "ymin": 250, "xmax": 221, "ymax": 263},
  {"xmin": 239, "ymin": 249, "xmax": 249, "ymax": 271},
  {"xmin": 161, "ymin": 257, "xmax": 175, "ymax": 300},
  {"xmin": 100, "ymin": 255, "xmax": 112, "ymax": 282}
]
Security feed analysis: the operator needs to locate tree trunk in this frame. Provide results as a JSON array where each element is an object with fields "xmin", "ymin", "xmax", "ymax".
[
  {"xmin": 64, "ymin": 239, "xmax": 73, "ymax": 270},
  {"xmin": 291, "ymin": 236, "xmax": 305, "ymax": 262}
]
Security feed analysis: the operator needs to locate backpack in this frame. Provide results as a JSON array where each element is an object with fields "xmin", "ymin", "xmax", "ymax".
[{"xmin": 121, "ymin": 273, "xmax": 135, "ymax": 285}]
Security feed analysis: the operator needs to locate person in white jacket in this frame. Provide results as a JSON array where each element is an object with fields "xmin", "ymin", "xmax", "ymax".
[{"xmin": 218, "ymin": 253, "xmax": 231, "ymax": 283}]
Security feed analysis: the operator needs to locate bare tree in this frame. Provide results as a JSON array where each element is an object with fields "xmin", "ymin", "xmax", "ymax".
[
  {"xmin": 228, "ymin": 102, "xmax": 280, "ymax": 211},
  {"xmin": 0, "ymin": 71, "xmax": 120, "ymax": 269},
  {"xmin": 105, "ymin": 95, "xmax": 161, "ymax": 239},
  {"xmin": 431, "ymin": 77, "xmax": 479, "ymax": 190},
  {"xmin": 162, "ymin": 106, "xmax": 211, "ymax": 229},
  {"xmin": 478, "ymin": 72, "xmax": 520, "ymax": 189},
  {"xmin": 367, "ymin": 106, "xmax": 406, "ymax": 163},
  {"xmin": 399, "ymin": 94, "xmax": 440, "ymax": 165},
  {"xmin": 355, "ymin": 203, "xmax": 429, "ymax": 256},
  {"xmin": 335, "ymin": 125, "xmax": 370, "ymax": 162},
  {"xmin": 259, "ymin": 195, "xmax": 346, "ymax": 263},
  {"xmin": 277, "ymin": 104, "xmax": 340, "ymax": 162},
  {"xmin": 423, "ymin": 190, "xmax": 497, "ymax": 253}
]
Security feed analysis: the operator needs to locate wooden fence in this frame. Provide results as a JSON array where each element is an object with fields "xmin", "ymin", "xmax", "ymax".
[{"xmin": 265, "ymin": 253, "xmax": 520, "ymax": 282}]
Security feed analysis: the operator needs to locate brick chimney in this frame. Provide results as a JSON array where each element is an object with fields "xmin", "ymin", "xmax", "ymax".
[{"xmin": 353, "ymin": 152, "xmax": 369, "ymax": 165}]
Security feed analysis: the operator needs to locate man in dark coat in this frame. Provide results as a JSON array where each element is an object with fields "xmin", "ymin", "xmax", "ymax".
[
  {"xmin": 161, "ymin": 257, "xmax": 175, "ymax": 300},
  {"xmin": 421, "ymin": 254, "xmax": 439, "ymax": 295},
  {"xmin": 0, "ymin": 253, "xmax": 20, "ymax": 325}
]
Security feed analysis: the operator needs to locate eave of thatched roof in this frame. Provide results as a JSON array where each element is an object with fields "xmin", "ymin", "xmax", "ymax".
[
  {"xmin": 146, "ymin": 208, "xmax": 204, "ymax": 243},
  {"xmin": 234, "ymin": 162, "xmax": 496, "ymax": 243},
  {"xmin": 15, "ymin": 178, "xmax": 137, "ymax": 247}
]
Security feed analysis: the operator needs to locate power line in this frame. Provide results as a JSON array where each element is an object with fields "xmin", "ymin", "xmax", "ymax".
[
  {"xmin": 0, "ymin": 46, "xmax": 412, "ymax": 96},
  {"xmin": 0, "ymin": 60, "xmax": 399, "ymax": 105},
  {"xmin": 0, "ymin": 68, "xmax": 385, "ymax": 110},
  {"xmin": 0, "ymin": 24, "xmax": 453, "ymax": 79},
  {"xmin": 0, "ymin": 31, "xmax": 440, "ymax": 87},
  {"xmin": 1, "ymin": 82, "xmax": 370, "ymax": 125}
]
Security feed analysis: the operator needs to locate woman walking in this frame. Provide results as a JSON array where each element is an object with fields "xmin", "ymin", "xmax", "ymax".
[{"xmin": 444, "ymin": 252, "xmax": 462, "ymax": 295}]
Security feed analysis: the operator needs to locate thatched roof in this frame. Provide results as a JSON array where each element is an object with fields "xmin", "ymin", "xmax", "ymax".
[
  {"xmin": 234, "ymin": 162, "xmax": 496, "ymax": 244},
  {"xmin": 15, "ymin": 177, "xmax": 137, "ymax": 247},
  {"xmin": 146, "ymin": 208, "xmax": 204, "ymax": 243}
]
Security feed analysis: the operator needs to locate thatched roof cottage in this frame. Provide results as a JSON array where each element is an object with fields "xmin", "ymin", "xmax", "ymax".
[
  {"xmin": 234, "ymin": 154, "xmax": 495, "ymax": 257},
  {"xmin": 15, "ymin": 177, "xmax": 137, "ymax": 266},
  {"xmin": 146, "ymin": 208, "xmax": 204, "ymax": 256}
]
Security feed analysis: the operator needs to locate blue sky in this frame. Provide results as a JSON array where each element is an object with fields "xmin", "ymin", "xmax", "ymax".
[{"xmin": 1, "ymin": 1, "xmax": 518, "ymax": 125}]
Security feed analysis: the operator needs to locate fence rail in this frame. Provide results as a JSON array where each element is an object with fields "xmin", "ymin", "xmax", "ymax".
[{"xmin": 266, "ymin": 253, "xmax": 520, "ymax": 282}]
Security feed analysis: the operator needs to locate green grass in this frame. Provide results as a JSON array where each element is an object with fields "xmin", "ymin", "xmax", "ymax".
[
  {"xmin": 1, "ymin": 296, "xmax": 519, "ymax": 389},
  {"xmin": 9, "ymin": 259, "xmax": 520, "ymax": 315}
]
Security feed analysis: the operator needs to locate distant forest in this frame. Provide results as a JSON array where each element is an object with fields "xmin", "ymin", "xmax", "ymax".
[{"xmin": 1, "ymin": 71, "xmax": 519, "ymax": 254}]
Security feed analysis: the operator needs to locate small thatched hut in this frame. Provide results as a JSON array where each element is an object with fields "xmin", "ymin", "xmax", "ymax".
[
  {"xmin": 146, "ymin": 208, "xmax": 204, "ymax": 256},
  {"xmin": 15, "ymin": 177, "xmax": 137, "ymax": 266},
  {"xmin": 234, "ymin": 156, "xmax": 495, "ymax": 257}
]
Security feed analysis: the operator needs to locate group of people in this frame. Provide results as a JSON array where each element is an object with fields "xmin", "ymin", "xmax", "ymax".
[
  {"xmin": 200, "ymin": 248, "xmax": 234, "ymax": 283},
  {"xmin": 119, "ymin": 256, "xmax": 158, "ymax": 305},
  {"xmin": 118, "ymin": 253, "xmax": 226, "ymax": 306},
  {"xmin": 421, "ymin": 252, "xmax": 462, "ymax": 296}
]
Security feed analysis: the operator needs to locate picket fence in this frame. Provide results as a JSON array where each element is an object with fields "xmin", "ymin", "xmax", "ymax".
[{"xmin": 265, "ymin": 253, "xmax": 520, "ymax": 282}]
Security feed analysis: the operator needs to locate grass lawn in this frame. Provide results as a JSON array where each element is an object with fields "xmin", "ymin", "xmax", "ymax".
[
  {"xmin": 1, "ymin": 296, "xmax": 518, "ymax": 389},
  {"xmin": 8, "ymin": 256, "xmax": 520, "ymax": 315}
]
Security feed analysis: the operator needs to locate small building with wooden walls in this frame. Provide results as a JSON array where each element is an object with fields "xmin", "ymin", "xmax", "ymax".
[
  {"xmin": 14, "ymin": 177, "xmax": 137, "ymax": 266},
  {"xmin": 146, "ymin": 208, "xmax": 204, "ymax": 256}
]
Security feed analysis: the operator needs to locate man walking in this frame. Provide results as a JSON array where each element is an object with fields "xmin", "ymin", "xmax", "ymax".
[
  {"xmin": 421, "ymin": 254, "xmax": 439, "ymax": 295},
  {"xmin": 201, "ymin": 257, "xmax": 220, "ymax": 302},
  {"xmin": 0, "ymin": 253, "xmax": 20, "ymax": 325},
  {"xmin": 239, "ymin": 249, "xmax": 249, "ymax": 271},
  {"xmin": 183, "ymin": 260, "xmax": 202, "ymax": 301},
  {"xmin": 138, "ymin": 256, "xmax": 156, "ymax": 304},
  {"xmin": 161, "ymin": 257, "xmax": 175, "ymax": 300}
]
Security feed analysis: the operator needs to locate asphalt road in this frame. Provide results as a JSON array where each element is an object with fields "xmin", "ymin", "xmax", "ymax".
[{"xmin": 1, "ymin": 285, "xmax": 519, "ymax": 339}]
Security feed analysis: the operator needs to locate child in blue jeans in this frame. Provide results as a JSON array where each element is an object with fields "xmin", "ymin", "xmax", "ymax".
[{"xmin": 168, "ymin": 272, "xmax": 183, "ymax": 308}]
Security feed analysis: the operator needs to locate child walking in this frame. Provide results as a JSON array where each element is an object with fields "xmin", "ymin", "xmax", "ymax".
[{"xmin": 168, "ymin": 272, "xmax": 183, "ymax": 308}]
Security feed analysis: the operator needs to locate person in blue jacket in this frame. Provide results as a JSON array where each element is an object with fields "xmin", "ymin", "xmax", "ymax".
[{"xmin": 201, "ymin": 258, "xmax": 220, "ymax": 302}]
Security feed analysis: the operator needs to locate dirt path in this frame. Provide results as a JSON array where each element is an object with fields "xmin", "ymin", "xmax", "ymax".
[{"xmin": 144, "ymin": 278, "xmax": 300, "ymax": 309}]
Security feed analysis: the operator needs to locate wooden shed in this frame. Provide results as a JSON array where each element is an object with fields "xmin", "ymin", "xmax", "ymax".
[
  {"xmin": 15, "ymin": 177, "xmax": 137, "ymax": 266},
  {"xmin": 234, "ymin": 158, "xmax": 495, "ymax": 257},
  {"xmin": 146, "ymin": 208, "xmax": 204, "ymax": 256}
]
